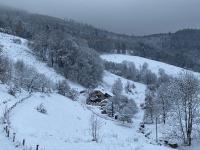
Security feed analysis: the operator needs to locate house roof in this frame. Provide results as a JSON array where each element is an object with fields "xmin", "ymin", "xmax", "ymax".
[{"xmin": 93, "ymin": 88, "xmax": 114, "ymax": 97}]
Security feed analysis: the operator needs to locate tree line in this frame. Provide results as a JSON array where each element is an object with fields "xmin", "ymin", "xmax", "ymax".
[{"xmin": 104, "ymin": 61, "xmax": 163, "ymax": 85}]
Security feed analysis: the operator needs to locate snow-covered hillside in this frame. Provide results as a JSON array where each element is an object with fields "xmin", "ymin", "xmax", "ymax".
[
  {"xmin": 0, "ymin": 32, "xmax": 84, "ymax": 92},
  {"xmin": 0, "ymin": 84, "xmax": 30, "ymax": 150},
  {"xmin": 101, "ymin": 54, "xmax": 200, "ymax": 77},
  {"xmin": 9, "ymin": 83, "xmax": 169, "ymax": 150},
  {"xmin": 0, "ymin": 76, "xmax": 170, "ymax": 150},
  {"xmin": 0, "ymin": 32, "xmax": 173, "ymax": 150}
]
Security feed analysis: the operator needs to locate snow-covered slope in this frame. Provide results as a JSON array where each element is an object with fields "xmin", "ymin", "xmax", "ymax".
[
  {"xmin": 101, "ymin": 54, "xmax": 200, "ymax": 77},
  {"xmin": 0, "ymin": 32, "xmax": 173, "ymax": 150},
  {"xmin": 0, "ymin": 84, "xmax": 29, "ymax": 150},
  {"xmin": 102, "ymin": 71, "xmax": 145, "ymax": 102},
  {"xmin": 0, "ymin": 32, "xmax": 84, "ymax": 91},
  {"xmin": 7, "ymin": 70, "xmax": 170, "ymax": 150},
  {"xmin": 9, "ymin": 88, "xmax": 171, "ymax": 150}
]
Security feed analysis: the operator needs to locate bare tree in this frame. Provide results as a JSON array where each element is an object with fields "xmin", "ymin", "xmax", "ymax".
[
  {"xmin": 144, "ymin": 85, "xmax": 157, "ymax": 124},
  {"xmin": 112, "ymin": 78, "xmax": 123, "ymax": 95},
  {"xmin": 169, "ymin": 71, "xmax": 200, "ymax": 146},
  {"xmin": 90, "ymin": 114, "xmax": 102, "ymax": 142},
  {"xmin": 156, "ymin": 82, "xmax": 172, "ymax": 124}
]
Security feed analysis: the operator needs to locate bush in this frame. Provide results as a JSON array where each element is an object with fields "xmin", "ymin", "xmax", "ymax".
[
  {"xmin": 106, "ymin": 95, "xmax": 138, "ymax": 122},
  {"xmin": 8, "ymin": 86, "xmax": 17, "ymax": 96},
  {"xmin": 66, "ymin": 88, "xmax": 79, "ymax": 101},
  {"xmin": 13, "ymin": 39, "xmax": 22, "ymax": 44},
  {"xmin": 57, "ymin": 80, "xmax": 70, "ymax": 96},
  {"xmin": 0, "ymin": 56, "xmax": 12, "ymax": 83},
  {"xmin": 13, "ymin": 60, "xmax": 53, "ymax": 93},
  {"xmin": 36, "ymin": 103, "xmax": 47, "ymax": 114},
  {"xmin": 125, "ymin": 81, "xmax": 135, "ymax": 94}
]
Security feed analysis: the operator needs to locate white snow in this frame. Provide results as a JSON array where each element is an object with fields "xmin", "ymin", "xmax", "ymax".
[
  {"xmin": 10, "ymin": 92, "xmax": 171, "ymax": 150},
  {"xmin": 101, "ymin": 54, "xmax": 200, "ymax": 77},
  {"xmin": 7, "ymin": 70, "xmax": 171, "ymax": 150},
  {"xmin": 0, "ymin": 84, "xmax": 29, "ymax": 150}
]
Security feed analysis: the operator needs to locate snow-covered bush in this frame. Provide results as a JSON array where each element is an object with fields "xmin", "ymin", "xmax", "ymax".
[
  {"xmin": 66, "ymin": 88, "xmax": 79, "ymax": 101},
  {"xmin": 0, "ymin": 56, "xmax": 12, "ymax": 83},
  {"xmin": 8, "ymin": 86, "xmax": 17, "ymax": 96},
  {"xmin": 106, "ymin": 95, "xmax": 138, "ymax": 122},
  {"xmin": 57, "ymin": 80, "xmax": 79, "ymax": 100},
  {"xmin": 13, "ymin": 60, "xmax": 53, "ymax": 93},
  {"xmin": 13, "ymin": 38, "xmax": 22, "ymax": 44},
  {"xmin": 125, "ymin": 81, "xmax": 135, "ymax": 94},
  {"xmin": 57, "ymin": 80, "xmax": 70, "ymax": 96},
  {"xmin": 36, "ymin": 103, "xmax": 47, "ymax": 114}
]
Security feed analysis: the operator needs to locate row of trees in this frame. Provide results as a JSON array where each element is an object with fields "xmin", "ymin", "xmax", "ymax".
[
  {"xmin": 105, "ymin": 61, "xmax": 168, "ymax": 86},
  {"xmin": 0, "ymin": 54, "xmax": 79, "ymax": 100},
  {"xmin": 144, "ymin": 71, "xmax": 200, "ymax": 146},
  {"xmin": 0, "ymin": 54, "xmax": 53, "ymax": 94}
]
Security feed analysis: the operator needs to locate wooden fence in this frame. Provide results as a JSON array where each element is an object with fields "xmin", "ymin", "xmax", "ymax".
[{"xmin": 2, "ymin": 94, "xmax": 45, "ymax": 150}]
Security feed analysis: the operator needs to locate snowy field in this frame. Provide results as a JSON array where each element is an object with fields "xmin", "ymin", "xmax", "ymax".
[
  {"xmin": 9, "ymin": 90, "xmax": 171, "ymax": 150},
  {"xmin": 0, "ymin": 79, "xmax": 170, "ymax": 150},
  {"xmin": 101, "ymin": 54, "xmax": 200, "ymax": 77}
]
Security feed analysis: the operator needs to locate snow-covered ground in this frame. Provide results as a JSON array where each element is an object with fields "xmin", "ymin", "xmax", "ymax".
[
  {"xmin": 0, "ymin": 32, "xmax": 173, "ymax": 150},
  {"xmin": 0, "ymin": 84, "xmax": 29, "ymax": 150},
  {"xmin": 10, "ymin": 92, "xmax": 171, "ymax": 150},
  {"xmin": 101, "ymin": 54, "xmax": 200, "ymax": 77},
  {"xmin": 7, "ymin": 70, "xmax": 171, "ymax": 150}
]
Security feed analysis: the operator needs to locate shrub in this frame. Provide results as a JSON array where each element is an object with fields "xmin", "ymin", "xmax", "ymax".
[
  {"xmin": 57, "ymin": 80, "xmax": 70, "ymax": 96},
  {"xmin": 36, "ymin": 103, "xmax": 47, "ymax": 114},
  {"xmin": 13, "ymin": 39, "xmax": 22, "ymax": 44}
]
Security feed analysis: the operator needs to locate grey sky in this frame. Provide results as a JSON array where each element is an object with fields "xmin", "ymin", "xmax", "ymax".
[{"xmin": 0, "ymin": 0, "xmax": 200, "ymax": 35}]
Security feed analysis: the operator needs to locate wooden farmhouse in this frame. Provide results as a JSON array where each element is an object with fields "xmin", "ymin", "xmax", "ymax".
[{"xmin": 86, "ymin": 88, "xmax": 113, "ymax": 105}]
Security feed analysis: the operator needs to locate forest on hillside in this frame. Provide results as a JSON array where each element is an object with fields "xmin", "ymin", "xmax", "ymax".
[{"xmin": 1, "ymin": 6, "xmax": 200, "ymax": 73}]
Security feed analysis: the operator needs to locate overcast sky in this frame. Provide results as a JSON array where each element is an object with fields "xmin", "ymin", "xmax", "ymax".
[{"xmin": 0, "ymin": 0, "xmax": 200, "ymax": 35}]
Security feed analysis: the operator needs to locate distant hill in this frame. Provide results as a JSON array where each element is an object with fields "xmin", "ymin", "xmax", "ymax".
[{"xmin": 1, "ymin": 6, "xmax": 200, "ymax": 72}]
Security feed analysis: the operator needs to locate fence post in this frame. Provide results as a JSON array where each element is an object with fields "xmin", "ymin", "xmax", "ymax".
[
  {"xmin": 7, "ymin": 130, "xmax": 9, "ymax": 137},
  {"xmin": 156, "ymin": 117, "xmax": 158, "ymax": 143},
  {"xmin": 5, "ymin": 125, "xmax": 8, "ymax": 133},
  {"xmin": 22, "ymin": 139, "xmax": 25, "ymax": 146},
  {"xmin": 36, "ymin": 144, "xmax": 39, "ymax": 150},
  {"xmin": 13, "ymin": 133, "xmax": 16, "ymax": 142}
]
